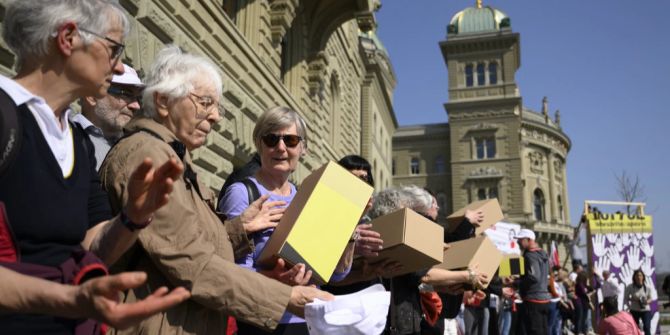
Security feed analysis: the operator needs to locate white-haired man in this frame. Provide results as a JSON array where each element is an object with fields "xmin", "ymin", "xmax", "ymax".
[{"xmin": 73, "ymin": 63, "xmax": 144, "ymax": 170}]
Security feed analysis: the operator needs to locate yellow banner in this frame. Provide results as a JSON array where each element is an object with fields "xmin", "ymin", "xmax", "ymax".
[{"xmin": 586, "ymin": 213, "xmax": 652, "ymax": 234}]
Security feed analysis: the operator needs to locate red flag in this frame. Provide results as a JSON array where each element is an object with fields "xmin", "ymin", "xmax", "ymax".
[{"xmin": 549, "ymin": 241, "xmax": 560, "ymax": 268}]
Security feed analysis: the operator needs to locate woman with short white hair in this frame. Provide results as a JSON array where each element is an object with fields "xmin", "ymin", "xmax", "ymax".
[{"xmin": 100, "ymin": 46, "xmax": 332, "ymax": 335}]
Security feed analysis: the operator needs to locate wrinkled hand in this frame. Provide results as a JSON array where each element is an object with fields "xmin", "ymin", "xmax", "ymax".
[
  {"xmin": 260, "ymin": 259, "xmax": 312, "ymax": 286},
  {"xmin": 286, "ymin": 286, "xmax": 334, "ymax": 318},
  {"xmin": 627, "ymin": 246, "xmax": 642, "ymax": 270},
  {"xmin": 354, "ymin": 224, "xmax": 384, "ymax": 257},
  {"xmin": 470, "ymin": 264, "xmax": 490, "ymax": 288},
  {"xmin": 592, "ymin": 234, "xmax": 607, "ymax": 257},
  {"xmin": 125, "ymin": 157, "xmax": 183, "ymax": 223},
  {"xmin": 640, "ymin": 238, "xmax": 653, "ymax": 257},
  {"xmin": 608, "ymin": 246, "xmax": 625, "ymax": 268},
  {"xmin": 239, "ymin": 194, "xmax": 287, "ymax": 234},
  {"xmin": 75, "ymin": 272, "xmax": 190, "ymax": 330},
  {"xmin": 464, "ymin": 209, "xmax": 484, "ymax": 227}
]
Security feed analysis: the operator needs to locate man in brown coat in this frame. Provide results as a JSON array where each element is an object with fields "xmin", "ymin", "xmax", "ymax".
[{"xmin": 101, "ymin": 46, "xmax": 332, "ymax": 334}]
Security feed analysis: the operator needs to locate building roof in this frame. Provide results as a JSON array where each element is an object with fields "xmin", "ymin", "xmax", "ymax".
[{"xmin": 448, "ymin": 1, "xmax": 510, "ymax": 35}]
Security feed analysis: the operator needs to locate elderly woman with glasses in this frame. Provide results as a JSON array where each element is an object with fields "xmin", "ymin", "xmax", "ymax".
[
  {"xmin": 218, "ymin": 107, "xmax": 367, "ymax": 335},
  {"xmin": 0, "ymin": 0, "xmax": 192, "ymax": 333},
  {"xmin": 100, "ymin": 47, "xmax": 332, "ymax": 335}
]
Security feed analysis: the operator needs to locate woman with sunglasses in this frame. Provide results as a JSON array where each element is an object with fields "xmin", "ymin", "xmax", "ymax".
[
  {"xmin": 219, "ymin": 107, "xmax": 358, "ymax": 335},
  {"xmin": 100, "ymin": 48, "xmax": 332, "ymax": 335}
]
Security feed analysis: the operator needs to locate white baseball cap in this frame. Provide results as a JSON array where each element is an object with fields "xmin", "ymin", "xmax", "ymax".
[
  {"xmin": 111, "ymin": 64, "xmax": 144, "ymax": 87},
  {"xmin": 516, "ymin": 228, "xmax": 536, "ymax": 241},
  {"xmin": 305, "ymin": 284, "xmax": 390, "ymax": 335}
]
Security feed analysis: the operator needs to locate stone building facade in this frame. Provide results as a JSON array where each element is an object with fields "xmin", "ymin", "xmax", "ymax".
[
  {"xmin": 0, "ymin": 0, "xmax": 397, "ymax": 191},
  {"xmin": 392, "ymin": 3, "xmax": 573, "ymax": 260}
]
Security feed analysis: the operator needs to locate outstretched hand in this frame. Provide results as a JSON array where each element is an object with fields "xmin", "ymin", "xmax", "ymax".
[
  {"xmin": 464, "ymin": 210, "xmax": 484, "ymax": 227},
  {"xmin": 125, "ymin": 157, "xmax": 183, "ymax": 224},
  {"xmin": 239, "ymin": 194, "xmax": 287, "ymax": 234},
  {"xmin": 260, "ymin": 258, "xmax": 312, "ymax": 286},
  {"xmin": 75, "ymin": 272, "xmax": 190, "ymax": 329}
]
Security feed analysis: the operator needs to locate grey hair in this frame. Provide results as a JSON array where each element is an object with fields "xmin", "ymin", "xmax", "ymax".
[
  {"xmin": 369, "ymin": 185, "xmax": 433, "ymax": 219},
  {"xmin": 369, "ymin": 188, "xmax": 411, "ymax": 219},
  {"xmin": 3, "ymin": 0, "xmax": 130, "ymax": 69},
  {"xmin": 252, "ymin": 106, "xmax": 308, "ymax": 152},
  {"xmin": 399, "ymin": 185, "xmax": 433, "ymax": 217},
  {"xmin": 141, "ymin": 45, "xmax": 223, "ymax": 118}
]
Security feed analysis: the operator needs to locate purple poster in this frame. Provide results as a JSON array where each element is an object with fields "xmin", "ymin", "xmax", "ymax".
[{"xmin": 588, "ymin": 213, "xmax": 659, "ymax": 334}]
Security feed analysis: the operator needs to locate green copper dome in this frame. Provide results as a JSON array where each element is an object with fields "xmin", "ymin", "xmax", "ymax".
[{"xmin": 448, "ymin": 4, "xmax": 510, "ymax": 35}]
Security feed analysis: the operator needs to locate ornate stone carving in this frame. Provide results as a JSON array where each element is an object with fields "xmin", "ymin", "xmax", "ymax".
[
  {"xmin": 269, "ymin": 0, "xmax": 298, "ymax": 45},
  {"xmin": 467, "ymin": 122, "xmax": 500, "ymax": 132},
  {"xmin": 468, "ymin": 166, "xmax": 503, "ymax": 179},
  {"xmin": 528, "ymin": 151, "xmax": 544, "ymax": 174},
  {"xmin": 308, "ymin": 52, "xmax": 329, "ymax": 102},
  {"xmin": 553, "ymin": 159, "xmax": 563, "ymax": 180}
]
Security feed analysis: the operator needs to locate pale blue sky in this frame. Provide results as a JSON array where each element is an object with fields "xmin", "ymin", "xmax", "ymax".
[{"xmin": 376, "ymin": 1, "xmax": 670, "ymax": 272}]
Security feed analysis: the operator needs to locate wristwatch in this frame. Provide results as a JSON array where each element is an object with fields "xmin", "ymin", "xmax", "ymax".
[{"xmin": 120, "ymin": 210, "xmax": 153, "ymax": 232}]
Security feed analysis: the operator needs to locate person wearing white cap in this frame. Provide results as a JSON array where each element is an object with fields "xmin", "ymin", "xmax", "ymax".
[
  {"xmin": 73, "ymin": 63, "xmax": 144, "ymax": 170},
  {"xmin": 515, "ymin": 228, "xmax": 552, "ymax": 334}
]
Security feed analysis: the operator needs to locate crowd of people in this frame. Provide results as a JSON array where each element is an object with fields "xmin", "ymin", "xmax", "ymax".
[{"xmin": 0, "ymin": 1, "xmax": 664, "ymax": 335}]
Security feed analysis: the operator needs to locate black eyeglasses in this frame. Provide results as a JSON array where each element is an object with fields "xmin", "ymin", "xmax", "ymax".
[
  {"xmin": 78, "ymin": 27, "xmax": 125, "ymax": 62},
  {"xmin": 107, "ymin": 85, "xmax": 142, "ymax": 101},
  {"xmin": 261, "ymin": 134, "xmax": 302, "ymax": 148}
]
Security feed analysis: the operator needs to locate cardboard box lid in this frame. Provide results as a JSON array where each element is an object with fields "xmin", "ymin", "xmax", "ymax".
[
  {"xmin": 257, "ymin": 161, "xmax": 374, "ymax": 283},
  {"xmin": 446, "ymin": 198, "xmax": 503, "ymax": 235},
  {"xmin": 437, "ymin": 235, "xmax": 503, "ymax": 288},
  {"xmin": 367, "ymin": 208, "xmax": 444, "ymax": 275}
]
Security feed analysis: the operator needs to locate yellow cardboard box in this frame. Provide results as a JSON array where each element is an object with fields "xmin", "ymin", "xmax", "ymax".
[
  {"xmin": 498, "ymin": 254, "xmax": 525, "ymax": 277},
  {"xmin": 366, "ymin": 208, "xmax": 444, "ymax": 277},
  {"xmin": 257, "ymin": 161, "xmax": 373, "ymax": 284}
]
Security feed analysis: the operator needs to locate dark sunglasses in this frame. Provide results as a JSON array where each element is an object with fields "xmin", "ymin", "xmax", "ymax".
[
  {"xmin": 78, "ymin": 27, "xmax": 125, "ymax": 61},
  {"xmin": 261, "ymin": 133, "xmax": 302, "ymax": 148},
  {"xmin": 107, "ymin": 86, "xmax": 142, "ymax": 101}
]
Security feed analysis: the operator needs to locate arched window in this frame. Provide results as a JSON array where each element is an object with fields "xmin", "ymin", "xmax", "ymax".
[
  {"xmin": 558, "ymin": 195, "xmax": 564, "ymax": 220},
  {"xmin": 410, "ymin": 157, "xmax": 420, "ymax": 175},
  {"xmin": 488, "ymin": 62, "xmax": 498, "ymax": 85},
  {"xmin": 534, "ymin": 189, "xmax": 545, "ymax": 221},
  {"xmin": 477, "ymin": 63, "xmax": 485, "ymax": 86},
  {"xmin": 465, "ymin": 64, "xmax": 474, "ymax": 87}
]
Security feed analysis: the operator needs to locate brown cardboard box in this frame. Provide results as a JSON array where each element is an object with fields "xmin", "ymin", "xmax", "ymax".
[
  {"xmin": 437, "ymin": 235, "xmax": 503, "ymax": 289},
  {"xmin": 257, "ymin": 161, "xmax": 373, "ymax": 284},
  {"xmin": 366, "ymin": 208, "xmax": 444, "ymax": 277},
  {"xmin": 446, "ymin": 199, "xmax": 503, "ymax": 235}
]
